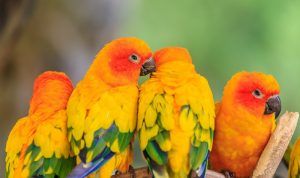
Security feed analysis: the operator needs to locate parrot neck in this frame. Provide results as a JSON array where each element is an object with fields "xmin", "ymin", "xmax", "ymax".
[
  {"xmin": 153, "ymin": 61, "xmax": 196, "ymax": 86},
  {"xmin": 28, "ymin": 81, "xmax": 72, "ymax": 119}
]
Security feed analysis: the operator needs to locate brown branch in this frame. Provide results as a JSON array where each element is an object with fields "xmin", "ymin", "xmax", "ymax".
[
  {"xmin": 111, "ymin": 167, "xmax": 225, "ymax": 178},
  {"xmin": 252, "ymin": 111, "xmax": 299, "ymax": 178},
  {"xmin": 111, "ymin": 167, "xmax": 152, "ymax": 178}
]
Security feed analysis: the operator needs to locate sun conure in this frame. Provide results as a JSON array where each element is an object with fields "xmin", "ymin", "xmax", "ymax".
[
  {"xmin": 288, "ymin": 138, "xmax": 300, "ymax": 178},
  {"xmin": 210, "ymin": 71, "xmax": 281, "ymax": 177},
  {"xmin": 138, "ymin": 47, "xmax": 215, "ymax": 178},
  {"xmin": 5, "ymin": 71, "xmax": 75, "ymax": 178},
  {"xmin": 66, "ymin": 37, "xmax": 155, "ymax": 178}
]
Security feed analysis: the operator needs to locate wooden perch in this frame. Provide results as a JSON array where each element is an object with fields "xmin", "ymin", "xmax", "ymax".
[
  {"xmin": 252, "ymin": 111, "xmax": 299, "ymax": 178},
  {"xmin": 111, "ymin": 167, "xmax": 225, "ymax": 178}
]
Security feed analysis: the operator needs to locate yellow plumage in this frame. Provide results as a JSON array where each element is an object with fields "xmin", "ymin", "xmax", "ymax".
[
  {"xmin": 67, "ymin": 77, "xmax": 138, "ymax": 175},
  {"xmin": 67, "ymin": 37, "xmax": 153, "ymax": 178},
  {"xmin": 5, "ymin": 71, "xmax": 75, "ymax": 178},
  {"xmin": 138, "ymin": 47, "xmax": 215, "ymax": 178},
  {"xmin": 289, "ymin": 139, "xmax": 300, "ymax": 178}
]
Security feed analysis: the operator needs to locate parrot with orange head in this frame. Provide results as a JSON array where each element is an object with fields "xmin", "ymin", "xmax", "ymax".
[
  {"xmin": 66, "ymin": 37, "xmax": 155, "ymax": 178},
  {"xmin": 5, "ymin": 71, "xmax": 75, "ymax": 178},
  {"xmin": 210, "ymin": 71, "xmax": 281, "ymax": 177}
]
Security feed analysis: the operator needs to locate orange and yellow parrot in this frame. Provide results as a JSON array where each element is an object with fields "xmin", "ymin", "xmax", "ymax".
[
  {"xmin": 138, "ymin": 47, "xmax": 215, "ymax": 178},
  {"xmin": 210, "ymin": 71, "xmax": 281, "ymax": 177},
  {"xmin": 5, "ymin": 71, "xmax": 75, "ymax": 178},
  {"xmin": 288, "ymin": 138, "xmax": 300, "ymax": 178},
  {"xmin": 66, "ymin": 37, "xmax": 154, "ymax": 178}
]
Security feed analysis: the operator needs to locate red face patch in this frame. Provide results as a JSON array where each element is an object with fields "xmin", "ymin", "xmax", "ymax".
[
  {"xmin": 106, "ymin": 38, "xmax": 152, "ymax": 79},
  {"xmin": 233, "ymin": 73, "xmax": 280, "ymax": 116}
]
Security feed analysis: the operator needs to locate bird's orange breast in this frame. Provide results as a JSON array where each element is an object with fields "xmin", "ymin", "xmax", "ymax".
[{"xmin": 210, "ymin": 106, "xmax": 275, "ymax": 177}]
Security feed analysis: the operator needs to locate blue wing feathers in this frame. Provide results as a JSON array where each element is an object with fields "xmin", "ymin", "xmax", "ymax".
[
  {"xmin": 67, "ymin": 150, "xmax": 114, "ymax": 178},
  {"xmin": 196, "ymin": 153, "xmax": 209, "ymax": 178},
  {"xmin": 68, "ymin": 123, "xmax": 134, "ymax": 178}
]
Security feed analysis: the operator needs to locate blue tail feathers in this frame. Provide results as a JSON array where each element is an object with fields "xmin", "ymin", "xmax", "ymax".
[
  {"xmin": 195, "ymin": 153, "xmax": 209, "ymax": 178},
  {"xmin": 67, "ymin": 151, "xmax": 114, "ymax": 178}
]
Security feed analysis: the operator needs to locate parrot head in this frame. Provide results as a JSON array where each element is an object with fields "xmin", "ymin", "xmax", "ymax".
[
  {"xmin": 88, "ymin": 37, "xmax": 155, "ymax": 85},
  {"xmin": 29, "ymin": 71, "xmax": 73, "ymax": 117},
  {"xmin": 223, "ymin": 71, "xmax": 281, "ymax": 118},
  {"xmin": 153, "ymin": 47, "xmax": 192, "ymax": 67}
]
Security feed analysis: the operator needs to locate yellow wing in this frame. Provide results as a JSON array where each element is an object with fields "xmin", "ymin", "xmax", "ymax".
[
  {"xmin": 6, "ymin": 117, "xmax": 31, "ymax": 178},
  {"xmin": 67, "ymin": 78, "xmax": 138, "ymax": 163},
  {"xmin": 5, "ymin": 111, "xmax": 75, "ymax": 178},
  {"xmin": 289, "ymin": 138, "xmax": 300, "ymax": 178}
]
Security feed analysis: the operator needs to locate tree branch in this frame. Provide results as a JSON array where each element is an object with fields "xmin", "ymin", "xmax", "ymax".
[{"xmin": 111, "ymin": 168, "xmax": 225, "ymax": 178}]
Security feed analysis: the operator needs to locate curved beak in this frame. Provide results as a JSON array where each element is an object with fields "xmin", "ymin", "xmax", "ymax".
[
  {"xmin": 264, "ymin": 95, "xmax": 281, "ymax": 118},
  {"xmin": 140, "ymin": 57, "xmax": 156, "ymax": 76}
]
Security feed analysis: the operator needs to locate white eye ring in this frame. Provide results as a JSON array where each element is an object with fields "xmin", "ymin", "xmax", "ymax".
[
  {"xmin": 252, "ymin": 89, "xmax": 264, "ymax": 99},
  {"xmin": 129, "ymin": 53, "xmax": 141, "ymax": 64}
]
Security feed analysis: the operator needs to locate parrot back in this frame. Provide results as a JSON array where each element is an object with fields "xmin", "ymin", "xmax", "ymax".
[{"xmin": 138, "ymin": 71, "xmax": 215, "ymax": 178}]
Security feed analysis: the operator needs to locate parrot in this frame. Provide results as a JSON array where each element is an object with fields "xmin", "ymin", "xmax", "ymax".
[
  {"xmin": 209, "ymin": 71, "xmax": 281, "ymax": 178},
  {"xmin": 5, "ymin": 71, "xmax": 75, "ymax": 178},
  {"xmin": 288, "ymin": 138, "xmax": 300, "ymax": 178},
  {"xmin": 138, "ymin": 47, "xmax": 215, "ymax": 178},
  {"xmin": 66, "ymin": 37, "xmax": 155, "ymax": 178}
]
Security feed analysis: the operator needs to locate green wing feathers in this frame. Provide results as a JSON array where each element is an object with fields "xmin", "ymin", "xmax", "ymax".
[
  {"xmin": 138, "ymin": 75, "xmax": 215, "ymax": 176},
  {"xmin": 23, "ymin": 145, "xmax": 75, "ymax": 178}
]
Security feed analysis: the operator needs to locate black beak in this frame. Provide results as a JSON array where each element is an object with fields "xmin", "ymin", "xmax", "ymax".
[
  {"xmin": 140, "ymin": 57, "xmax": 156, "ymax": 76},
  {"xmin": 264, "ymin": 95, "xmax": 281, "ymax": 118}
]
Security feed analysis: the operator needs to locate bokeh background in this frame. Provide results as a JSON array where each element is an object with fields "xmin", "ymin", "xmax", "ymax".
[{"xmin": 1, "ymin": 0, "xmax": 300, "ymax": 177}]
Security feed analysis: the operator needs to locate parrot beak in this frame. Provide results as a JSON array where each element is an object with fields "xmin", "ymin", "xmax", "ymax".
[
  {"xmin": 264, "ymin": 95, "xmax": 281, "ymax": 118},
  {"xmin": 140, "ymin": 57, "xmax": 156, "ymax": 76}
]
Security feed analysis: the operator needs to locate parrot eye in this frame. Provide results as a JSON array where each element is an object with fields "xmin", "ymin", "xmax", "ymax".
[
  {"xmin": 129, "ymin": 54, "xmax": 141, "ymax": 64},
  {"xmin": 252, "ymin": 89, "xmax": 264, "ymax": 99}
]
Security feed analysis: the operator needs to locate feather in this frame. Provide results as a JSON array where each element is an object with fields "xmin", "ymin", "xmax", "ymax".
[
  {"xmin": 143, "ymin": 150, "xmax": 169, "ymax": 178},
  {"xmin": 67, "ymin": 151, "xmax": 114, "ymax": 178}
]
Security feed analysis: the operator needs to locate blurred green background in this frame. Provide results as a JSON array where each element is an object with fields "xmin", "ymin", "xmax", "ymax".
[{"xmin": 1, "ymin": 0, "xmax": 299, "ymax": 177}]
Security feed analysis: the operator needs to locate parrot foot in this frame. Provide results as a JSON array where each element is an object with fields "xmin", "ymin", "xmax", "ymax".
[
  {"xmin": 147, "ymin": 167, "xmax": 153, "ymax": 177},
  {"xmin": 128, "ymin": 165, "xmax": 136, "ymax": 178},
  {"xmin": 115, "ymin": 170, "xmax": 122, "ymax": 175},
  {"xmin": 115, "ymin": 166, "xmax": 136, "ymax": 177},
  {"xmin": 188, "ymin": 171, "xmax": 199, "ymax": 178},
  {"xmin": 221, "ymin": 170, "xmax": 236, "ymax": 178}
]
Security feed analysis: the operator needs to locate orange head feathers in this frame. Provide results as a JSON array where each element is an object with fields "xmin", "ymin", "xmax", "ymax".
[
  {"xmin": 153, "ymin": 47, "xmax": 192, "ymax": 66},
  {"xmin": 29, "ymin": 71, "xmax": 73, "ymax": 117},
  {"xmin": 222, "ymin": 71, "xmax": 281, "ymax": 118},
  {"xmin": 87, "ymin": 37, "xmax": 154, "ymax": 85}
]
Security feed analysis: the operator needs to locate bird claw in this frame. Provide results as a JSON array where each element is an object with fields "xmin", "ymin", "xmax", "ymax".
[
  {"xmin": 189, "ymin": 171, "xmax": 199, "ymax": 178},
  {"xmin": 147, "ymin": 167, "xmax": 152, "ymax": 176},
  {"xmin": 221, "ymin": 170, "xmax": 236, "ymax": 178},
  {"xmin": 128, "ymin": 165, "xmax": 136, "ymax": 178},
  {"xmin": 115, "ymin": 170, "xmax": 122, "ymax": 175}
]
